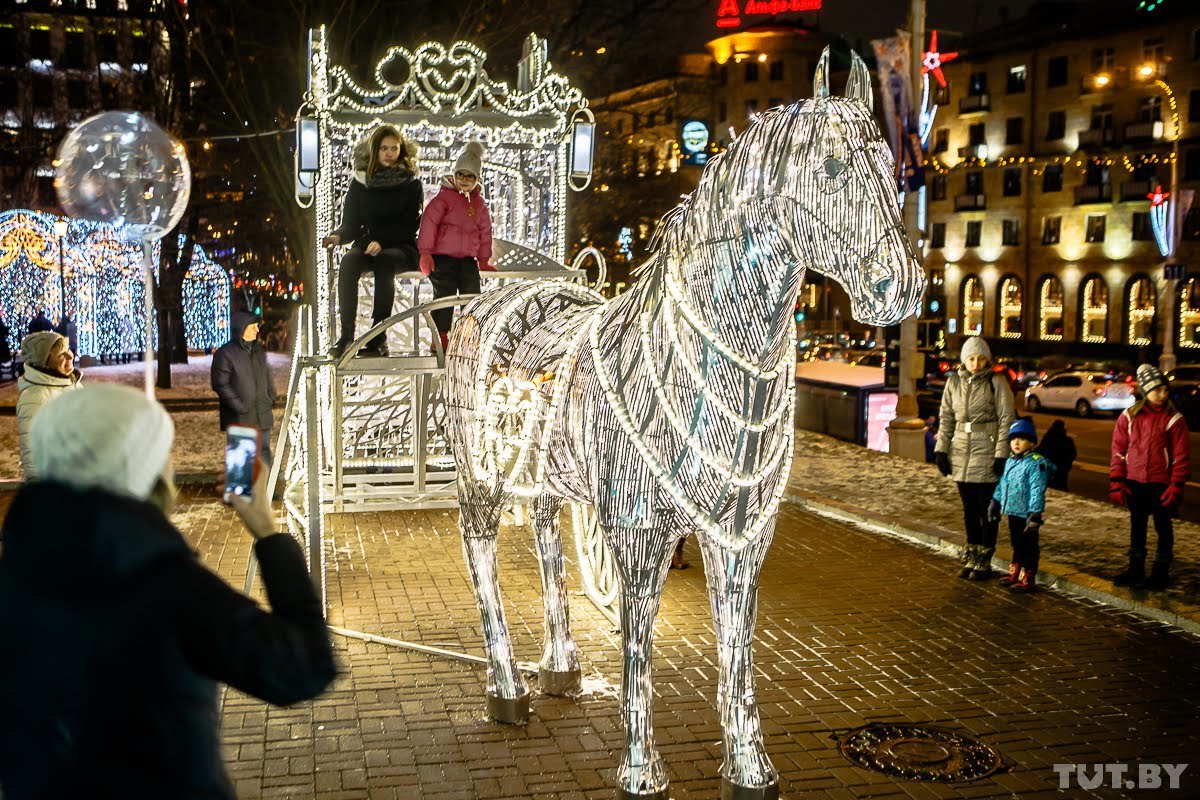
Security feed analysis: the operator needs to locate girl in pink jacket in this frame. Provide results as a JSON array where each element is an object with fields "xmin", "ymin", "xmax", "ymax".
[
  {"xmin": 417, "ymin": 141, "xmax": 494, "ymax": 352},
  {"xmin": 1109, "ymin": 364, "xmax": 1191, "ymax": 590}
]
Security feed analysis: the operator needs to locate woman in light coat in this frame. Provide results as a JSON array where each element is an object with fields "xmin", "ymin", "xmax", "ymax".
[
  {"xmin": 17, "ymin": 331, "xmax": 81, "ymax": 479},
  {"xmin": 934, "ymin": 337, "xmax": 1015, "ymax": 579}
]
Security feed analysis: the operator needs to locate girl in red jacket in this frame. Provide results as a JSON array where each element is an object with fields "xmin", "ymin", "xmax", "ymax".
[
  {"xmin": 417, "ymin": 141, "xmax": 494, "ymax": 352},
  {"xmin": 1109, "ymin": 364, "xmax": 1191, "ymax": 589}
]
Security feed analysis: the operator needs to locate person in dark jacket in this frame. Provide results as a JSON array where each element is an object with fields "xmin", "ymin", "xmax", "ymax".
[
  {"xmin": 1036, "ymin": 419, "xmax": 1077, "ymax": 491},
  {"xmin": 323, "ymin": 125, "xmax": 423, "ymax": 357},
  {"xmin": 27, "ymin": 310, "xmax": 54, "ymax": 336},
  {"xmin": 0, "ymin": 385, "xmax": 336, "ymax": 800},
  {"xmin": 212, "ymin": 311, "xmax": 276, "ymax": 464},
  {"xmin": 55, "ymin": 313, "xmax": 79, "ymax": 359}
]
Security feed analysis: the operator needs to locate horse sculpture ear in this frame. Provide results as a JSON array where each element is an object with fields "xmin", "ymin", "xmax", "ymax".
[
  {"xmin": 846, "ymin": 50, "xmax": 873, "ymax": 110},
  {"xmin": 812, "ymin": 46, "xmax": 831, "ymax": 99}
]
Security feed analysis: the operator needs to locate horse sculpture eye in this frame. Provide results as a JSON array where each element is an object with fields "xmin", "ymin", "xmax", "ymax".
[{"xmin": 824, "ymin": 156, "xmax": 847, "ymax": 179}]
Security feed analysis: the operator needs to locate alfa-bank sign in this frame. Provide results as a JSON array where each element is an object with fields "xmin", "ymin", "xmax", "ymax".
[{"xmin": 716, "ymin": 0, "xmax": 823, "ymax": 28}]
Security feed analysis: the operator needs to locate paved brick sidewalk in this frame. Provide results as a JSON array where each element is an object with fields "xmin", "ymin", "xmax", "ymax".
[{"xmin": 157, "ymin": 486, "xmax": 1200, "ymax": 799}]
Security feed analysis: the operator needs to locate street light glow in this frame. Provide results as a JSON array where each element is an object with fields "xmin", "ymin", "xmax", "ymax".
[
  {"xmin": 1093, "ymin": 73, "xmax": 1111, "ymax": 88},
  {"xmin": 1138, "ymin": 63, "xmax": 1155, "ymax": 78}
]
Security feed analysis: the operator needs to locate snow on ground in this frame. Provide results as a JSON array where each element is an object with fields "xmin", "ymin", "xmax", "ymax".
[{"xmin": 1, "ymin": 353, "xmax": 290, "ymax": 478}]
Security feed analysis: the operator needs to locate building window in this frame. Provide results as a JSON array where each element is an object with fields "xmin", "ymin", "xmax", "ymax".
[
  {"xmin": 1190, "ymin": 90, "xmax": 1200, "ymax": 123},
  {"xmin": 0, "ymin": 77, "xmax": 16, "ymax": 107},
  {"xmin": 968, "ymin": 71, "xmax": 988, "ymax": 95},
  {"xmin": 999, "ymin": 277, "xmax": 1023, "ymax": 338},
  {"xmin": 769, "ymin": 59, "xmax": 783, "ymax": 81},
  {"xmin": 1180, "ymin": 278, "xmax": 1200, "ymax": 349},
  {"xmin": 1092, "ymin": 47, "xmax": 1115, "ymax": 71},
  {"xmin": 1132, "ymin": 212, "xmax": 1154, "ymax": 241},
  {"xmin": 1003, "ymin": 168, "xmax": 1022, "ymax": 197},
  {"xmin": 132, "ymin": 34, "xmax": 151, "ymax": 66},
  {"xmin": 1086, "ymin": 214, "xmax": 1106, "ymax": 243},
  {"xmin": 1002, "ymin": 218, "xmax": 1021, "ymax": 246},
  {"xmin": 744, "ymin": 62, "xmax": 758, "ymax": 82},
  {"xmin": 97, "ymin": 32, "xmax": 119, "ymax": 64},
  {"xmin": 100, "ymin": 78, "xmax": 120, "ymax": 107},
  {"xmin": 965, "ymin": 170, "xmax": 984, "ymax": 195},
  {"xmin": 745, "ymin": 98, "xmax": 758, "ymax": 116},
  {"xmin": 0, "ymin": 27, "xmax": 17, "ymax": 67},
  {"xmin": 963, "ymin": 276, "xmax": 984, "ymax": 335},
  {"xmin": 30, "ymin": 27, "xmax": 52, "ymax": 61},
  {"xmin": 931, "ymin": 174, "xmax": 947, "ymax": 200},
  {"xmin": 1039, "ymin": 276, "xmax": 1064, "ymax": 340},
  {"xmin": 1188, "ymin": 148, "xmax": 1200, "ymax": 181},
  {"xmin": 1081, "ymin": 277, "xmax": 1109, "ymax": 342},
  {"xmin": 933, "ymin": 127, "xmax": 949, "ymax": 153},
  {"xmin": 64, "ymin": 31, "xmax": 88, "ymax": 69},
  {"xmin": 1005, "ymin": 117, "xmax": 1023, "ymax": 145},
  {"xmin": 1143, "ymin": 36, "xmax": 1166, "ymax": 64},
  {"xmin": 965, "ymin": 220, "xmax": 982, "ymax": 247},
  {"xmin": 1139, "ymin": 96, "xmax": 1163, "ymax": 123},
  {"xmin": 720, "ymin": 65, "xmax": 728, "ymax": 86},
  {"xmin": 1047, "ymin": 55, "xmax": 1069, "ymax": 87},
  {"xmin": 67, "ymin": 80, "xmax": 89, "ymax": 109},
  {"xmin": 1007, "ymin": 65, "xmax": 1026, "ymax": 94},
  {"xmin": 1091, "ymin": 104, "xmax": 1113, "ymax": 133},
  {"xmin": 1128, "ymin": 276, "xmax": 1156, "ymax": 345},
  {"xmin": 930, "ymin": 222, "xmax": 946, "ymax": 248},
  {"xmin": 1042, "ymin": 216, "xmax": 1062, "ymax": 245},
  {"xmin": 718, "ymin": 101, "xmax": 727, "ymax": 121},
  {"xmin": 1046, "ymin": 110, "xmax": 1066, "ymax": 140},
  {"xmin": 1043, "ymin": 164, "xmax": 1064, "ymax": 192},
  {"xmin": 767, "ymin": 97, "xmax": 782, "ymax": 108},
  {"xmin": 1194, "ymin": 28, "xmax": 1200, "ymax": 59},
  {"xmin": 32, "ymin": 76, "xmax": 53, "ymax": 109},
  {"xmin": 968, "ymin": 122, "xmax": 986, "ymax": 145}
]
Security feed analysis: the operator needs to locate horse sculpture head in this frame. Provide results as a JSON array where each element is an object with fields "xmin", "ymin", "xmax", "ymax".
[{"xmin": 659, "ymin": 46, "xmax": 924, "ymax": 355}]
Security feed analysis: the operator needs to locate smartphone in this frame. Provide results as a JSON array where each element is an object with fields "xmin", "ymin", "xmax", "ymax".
[{"xmin": 224, "ymin": 425, "xmax": 260, "ymax": 502}]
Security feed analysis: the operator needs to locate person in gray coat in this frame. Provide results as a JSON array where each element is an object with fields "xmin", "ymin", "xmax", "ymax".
[
  {"xmin": 934, "ymin": 337, "xmax": 1016, "ymax": 579},
  {"xmin": 212, "ymin": 311, "xmax": 276, "ymax": 465}
]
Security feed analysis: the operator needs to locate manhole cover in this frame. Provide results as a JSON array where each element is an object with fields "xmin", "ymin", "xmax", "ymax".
[{"xmin": 836, "ymin": 723, "xmax": 1007, "ymax": 782}]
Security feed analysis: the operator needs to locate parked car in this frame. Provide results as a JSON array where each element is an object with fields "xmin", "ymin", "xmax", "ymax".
[
  {"xmin": 1167, "ymin": 366, "xmax": 1200, "ymax": 427},
  {"xmin": 1024, "ymin": 371, "xmax": 1135, "ymax": 417},
  {"xmin": 993, "ymin": 357, "xmax": 1040, "ymax": 390}
]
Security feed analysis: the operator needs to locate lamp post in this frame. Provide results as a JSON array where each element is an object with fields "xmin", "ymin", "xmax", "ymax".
[
  {"xmin": 53, "ymin": 217, "xmax": 69, "ymax": 326},
  {"xmin": 1144, "ymin": 70, "xmax": 1182, "ymax": 373}
]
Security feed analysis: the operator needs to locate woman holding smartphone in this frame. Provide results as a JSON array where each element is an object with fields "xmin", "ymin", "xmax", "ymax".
[{"xmin": 0, "ymin": 385, "xmax": 336, "ymax": 798}]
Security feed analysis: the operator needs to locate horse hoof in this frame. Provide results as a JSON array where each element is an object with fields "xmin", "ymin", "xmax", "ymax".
[
  {"xmin": 486, "ymin": 691, "xmax": 530, "ymax": 724},
  {"xmin": 616, "ymin": 787, "xmax": 668, "ymax": 800},
  {"xmin": 721, "ymin": 779, "xmax": 779, "ymax": 800},
  {"xmin": 539, "ymin": 667, "xmax": 582, "ymax": 696}
]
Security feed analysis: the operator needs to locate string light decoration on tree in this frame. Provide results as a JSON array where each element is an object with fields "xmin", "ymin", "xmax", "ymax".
[
  {"xmin": 0, "ymin": 209, "xmax": 230, "ymax": 356},
  {"xmin": 444, "ymin": 48, "xmax": 924, "ymax": 800}
]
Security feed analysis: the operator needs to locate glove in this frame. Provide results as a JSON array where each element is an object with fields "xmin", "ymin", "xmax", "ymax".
[
  {"xmin": 478, "ymin": 259, "xmax": 498, "ymax": 272},
  {"xmin": 1025, "ymin": 512, "xmax": 1042, "ymax": 534},
  {"xmin": 1109, "ymin": 479, "xmax": 1130, "ymax": 506},
  {"xmin": 419, "ymin": 253, "xmax": 435, "ymax": 276},
  {"xmin": 934, "ymin": 452, "xmax": 951, "ymax": 477},
  {"xmin": 1161, "ymin": 483, "xmax": 1185, "ymax": 510},
  {"xmin": 993, "ymin": 458, "xmax": 1007, "ymax": 478},
  {"xmin": 987, "ymin": 499, "xmax": 1001, "ymax": 523}
]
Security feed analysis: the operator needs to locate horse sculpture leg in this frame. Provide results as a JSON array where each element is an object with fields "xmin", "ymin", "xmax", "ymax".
[
  {"xmin": 609, "ymin": 525, "xmax": 674, "ymax": 800},
  {"xmin": 697, "ymin": 525, "xmax": 779, "ymax": 799},
  {"xmin": 530, "ymin": 495, "xmax": 582, "ymax": 695},
  {"xmin": 459, "ymin": 480, "xmax": 530, "ymax": 723}
]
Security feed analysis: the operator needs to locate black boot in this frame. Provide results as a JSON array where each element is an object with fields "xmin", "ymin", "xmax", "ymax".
[
  {"xmin": 1113, "ymin": 549, "xmax": 1146, "ymax": 587},
  {"xmin": 331, "ymin": 335, "xmax": 354, "ymax": 359},
  {"xmin": 1140, "ymin": 559, "xmax": 1171, "ymax": 590}
]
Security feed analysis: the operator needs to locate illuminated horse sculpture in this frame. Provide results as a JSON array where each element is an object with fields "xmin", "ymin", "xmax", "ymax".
[{"xmin": 445, "ymin": 48, "xmax": 924, "ymax": 800}]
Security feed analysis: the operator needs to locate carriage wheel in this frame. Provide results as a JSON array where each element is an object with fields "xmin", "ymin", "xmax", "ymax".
[{"xmin": 571, "ymin": 504, "xmax": 620, "ymax": 621}]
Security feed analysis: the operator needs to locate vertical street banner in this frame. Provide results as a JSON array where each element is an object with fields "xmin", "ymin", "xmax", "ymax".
[{"xmin": 870, "ymin": 31, "xmax": 923, "ymax": 192}]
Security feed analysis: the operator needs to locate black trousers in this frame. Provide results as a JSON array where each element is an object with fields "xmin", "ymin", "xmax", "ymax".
[
  {"xmin": 956, "ymin": 481, "xmax": 999, "ymax": 548},
  {"xmin": 1006, "ymin": 515, "xmax": 1040, "ymax": 573},
  {"xmin": 428, "ymin": 255, "xmax": 481, "ymax": 334},
  {"xmin": 338, "ymin": 246, "xmax": 415, "ymax": 342},
  {"xmin": 1127, "ymin": 480, "xmax": 1175, "ymax": 564}
]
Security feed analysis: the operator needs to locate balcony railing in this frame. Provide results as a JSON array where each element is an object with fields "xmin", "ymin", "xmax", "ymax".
[
  {"xmin": 1120, "ymin": 179, "xmax": 1157, "ymax": 201},
  {"xmin": 959, "ymin": 93, "xmax": 991, "ymax": 114},
  {"xmin": 1076, "ymin": 127, "xmax": 1116, "ymax": 149},
  {"xmin": 957, "ymin": 143, "xmax": 989, "ymax": 160},
  {"xmin": 955, "ymin": 193, "xmax": 987, "ymax": 211},
  {"xmin": 1124, "ymin": 120, "xmax": 1164, "ymax": 142},
  {"xmin": 1073, "ymin": 184, "xmax": 1113, "ymax": 205}
]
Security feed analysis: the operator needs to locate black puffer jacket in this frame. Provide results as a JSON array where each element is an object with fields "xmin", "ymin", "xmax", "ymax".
[
  {"xmin": 331, "ymin": 170, "xmax": 424, "ymax": 250},
  {"xmin": 0, "ymin": 482, "xmax": 337, "ymax": 799},
  {"xmin": 211, "ymin": 311, "xmax": 275, "ymax": 431}
]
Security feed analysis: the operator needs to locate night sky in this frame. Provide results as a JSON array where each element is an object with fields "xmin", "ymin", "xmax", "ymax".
[{"xmin": 817, "ymin": 0, "xmax": 1038, "ymax": 42}]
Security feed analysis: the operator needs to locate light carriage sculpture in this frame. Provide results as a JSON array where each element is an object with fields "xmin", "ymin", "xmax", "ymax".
[{"xmin": 446, "ymin": 49, "xmax": 924, "ymax": 799}]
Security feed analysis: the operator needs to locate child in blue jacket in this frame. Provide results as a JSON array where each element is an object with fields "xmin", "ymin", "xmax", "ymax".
[{"xmin": 988, "ymin": 418, "xmax": 1053, "ymax": 593}]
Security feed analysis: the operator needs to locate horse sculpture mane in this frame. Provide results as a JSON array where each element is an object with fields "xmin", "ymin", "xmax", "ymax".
[{"xmin": 445, "ymin": 46, "xmax": 924, "ymax": 800}]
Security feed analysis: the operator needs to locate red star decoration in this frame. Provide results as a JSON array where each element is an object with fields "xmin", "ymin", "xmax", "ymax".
[
  {"xmin": 922, "ymin": 30, "xmax": 958, "ymax": 89},
  {"xmin": 1148, "ymin": 185, "xmax": 1170, "ymax": 206}
]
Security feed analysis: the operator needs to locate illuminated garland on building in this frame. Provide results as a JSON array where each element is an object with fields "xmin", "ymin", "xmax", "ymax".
[
  {"xmin": 0, "ymin": 209, "xmax": 230, "ymax": 356},
  {"xmin": 926, "ymin": 150, "xmax": 1176, "ymax": 176}
]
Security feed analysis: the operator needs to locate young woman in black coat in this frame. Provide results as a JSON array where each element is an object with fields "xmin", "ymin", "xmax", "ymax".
[
  {"xmin": 323, "ymin": 125, "xmax": 424, "ymax": 357},
  {"xmin": 0, "ymin": 385, "xmax": 337, "ymax": 799}
]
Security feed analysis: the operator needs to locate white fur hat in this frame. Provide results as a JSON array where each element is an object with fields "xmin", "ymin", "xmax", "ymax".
[
  {"xmin": 31, "ymin": 384, "xmax": 174, "ymax": 500},
  {"xmin": 454, "ymin": 141, "xmax": 484, "ymax": 179}
]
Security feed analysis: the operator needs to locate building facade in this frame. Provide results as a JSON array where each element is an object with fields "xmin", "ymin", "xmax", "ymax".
[{"xmin": 923, "ymin": 1, "xmax": 1200, "ymax": 363}]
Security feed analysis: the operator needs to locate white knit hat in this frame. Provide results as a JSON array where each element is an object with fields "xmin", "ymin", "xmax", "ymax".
[
  {"xmin": 31, "ymin": 384, "xmax": 175, "ymax": 500},
  {"xmin": 960, "ymin": 336, "xmax": 991, "ymax": 361},
  {"xmin": 453, "ymin": 141, "xmax": 484, "ymax": 179}
]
